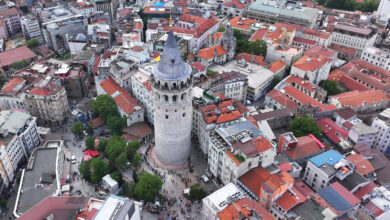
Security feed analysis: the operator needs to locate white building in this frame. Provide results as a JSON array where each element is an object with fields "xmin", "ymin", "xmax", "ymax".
[
  {"xmin": 303, "ymin": 150, "xmax": 353, "ymax": 192},
  {"xmin": 348, "ymin": 122, "xmax": 377, "ymax": 148},
  {"xmin": 0, "ymin": 77, "xmax": 28, "ymax": 111},
  {"xmin": 0, "ymin": 110, "xmax": 41, "ymax": 186},
  {"xmin": 266, "ymin": 44, "xmax": 303, "ymax": 66},
  {"xmin": 208, "ymin": 120, "xmax": 276, "ymax": 185},
  {"xmin": 131, "ymin": 71, "xmax": 154, "ymax": 124},
  {"xmin": 376, "ymin": 0, "xmax": 390, "ymax": 25},
  {"xmin": 331, "ymin": 24, "xmax": 376, "ymax": 56},
  {"xmin": 290, "ymin": 55, "xmax": 332, "ymax": 85},
  {"xmin": 372, "ymin": 108, "xmax": 390, "ymax": 153},
  {"xmin": 202, "ymin": 183, "xmax": 243, "ymax": 220},
  {"xmin": 360, "ymin": 46, "xmax": 390, "ymax": 71},
  {"xmin": 20, "ymin": 14, "xmax": 43, "ymax": 42}
]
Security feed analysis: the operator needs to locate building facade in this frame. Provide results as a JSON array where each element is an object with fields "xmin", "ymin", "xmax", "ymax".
[
  {"xmin": 361, "ymin": 46, "xmax": 390, "ymax": 71},
  {"xmin": 151, "ymin": 31, "xmax": 193, "ymax": 166},
  {"xmin": 371, "ymin": 108, "xmax": 390, "ymax": 153},
  {"xmin": 20, "ymin": 14, "xmax": 42, "ymax": 42},
  {"xmin": 25, "ymin": 77, "xmax": 70, "ymax": 126}
]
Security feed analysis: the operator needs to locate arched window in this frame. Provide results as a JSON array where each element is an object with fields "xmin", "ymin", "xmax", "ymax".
[
  {"xmin": 164, "ymin": 95, "xmax": 168, "ymax": 102},
  {"xmin": 164, "ymin": 82, "xmax": 168, "ymax": 88},
  {"xmin": 181, "ymin": 93, "xmax": 185, "ymax": 100},
  {"xmin": 173, "ymin": 95, "xmax": 177, "ymax": 102},
  {"xmin": 173, "ymin": 83, "xmax": 177, "ymax": 88}
]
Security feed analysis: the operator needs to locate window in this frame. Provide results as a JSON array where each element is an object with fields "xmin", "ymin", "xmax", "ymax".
[
  {"xmin": 165, "ymin": 115, "xmax": 168, "ymax": 119},
  {"xmin": 164, "ymin": 95, "xmax": 168, "ymax": 102},
  {"xmin": 183, "ymin": 113, "xmax": 185, "ymax": 117}
]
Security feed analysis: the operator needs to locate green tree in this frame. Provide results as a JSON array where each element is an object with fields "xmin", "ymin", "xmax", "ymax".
[
  {"xmin": 233, "ymin": 29, "xmax": 242, "ymax": 40},
  {"xmin": 97, "ymin": 140, "xmax": 108, "ymax": 152},
  {"xmin": 27, "ymin": 38, "xmax": 39, "ymax": 47},
  {"xmin": 11, "ymin": 60, "xmax": 29, "ymax": 70},
  {"xmin": 218, "ymin": 26, "xmax": 225, "ymax": 32},
  {"xmin": 71, "ymin": 121, "xmax": 84, "ymax": 138},
  {"xmin": 107, "ymin": 115, "xmax": 126, "ymax": 136},
  {"xmin": 91, "ymin": 158, "xmax": 108, "ymax": 183},
  {"xmin": 206, "ymin": 71, "xmax": 218, "ymax": 77},
  {"xmin": 122, "ymin": 182, "xmax": 136, "ymax": 198},
  {"xmin": 79, "ymin": 160, "xmax": 92, "ymax": 181},
  {"xmin": 290, "ymin": 117, "xmax": 322, "ymax": 138},
  {"xmin": 125, "ymin": 141, "xmax": 140, "ymax": 160},
  {"xmin": 106, "ymin": 136, "xmax": 127, "ymax": 161},
  {"xmin": 134, "ymin": 172, "xmax": 163, "ymax": 202},
  {"xmin": 0, "ymin": 74, "xmax": 5, "ymax": 90},
  {"xmin": 319, "ymin": 80, "xmax": 344, "ymax": 96},
  {"xmin": 236, "ymin": 39, "xmax": 249, "ymax": 54},
  {"xmin": 356, "ymin": 0, "xmax": 378, "ymax": 12},
  {"xmin": 85, "ymin": 136, "xmax": 95, "ymax": 149},
  {"xmin": 316, "ymin": 0, "xmax": 326, "ymax": 5},
  {"xmin": 248, "ymin": 40, "xmax": 267, "ymax": 56},
  {"xmin": 92, "ymin": 95, "xmax": 118, "ymax": 121},
  {"xmin": 110, "ymin": 170, "xmax": 123, "ymax": 185},
  {"xmin": 115, "ymin": 153, "xmax": 130, "ymax": 169},
  {"xmin": 132, "ymin": 153, "xmax": 141, "ymax": 169},
  {"xmin": 86, "ymin": 125, "xmax": 94, "ymax": 136},
  {"xmin": 189, "ymin": 183, "xmax": 207, "ymax": 200},
  {"xmin": 0, "ymin": 199, "xmax": 8, "ymax": 208}
]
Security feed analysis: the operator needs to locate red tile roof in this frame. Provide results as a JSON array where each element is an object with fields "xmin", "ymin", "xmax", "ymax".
[
  {"xmin": 0, "ymin": 8, "xmax": 18, "ymax": 17},
  {"xmin": 316, "ymin": 118, "xmax": 349, "ymax": 144},
  {"xmin": 305, "ymin": 46, "xmax": 337, "ymax": 58},
  {"xmin": 89, "ymin": 116, "xmax": 104, "ymax": 128},
  {"xmin": 293, "ymin": 178, "xmax": 315, "ymax": 199},
  {"xmin": 1, "ymin": 77, "xmax": 24, "ymax": 94},
  {"xmin": 229, "ymin": 16, "xmax": 256, "ymax": 31},
  {"xmin": 223, "ymin": 0, "xmax": 245, "ymax": 9},
  {"xmin": 346, "ymin": 154, "xmax": 375, "ymax": 176},
  {"xmin": 284, "ymin": 75, "xmax": 319, "ymax": 93},
  {"xmin": 353, "ymin": 182, "xmax": 377, "ymax": 199},
  {"xmin": 269, "ymin": 60, "xmax": 286, "ymax": 73},
  {"xmin": 99, "ymin": 76, "xmax": 142, "ymax": 115},
  {"xmin": 365, "ymin": 201, "xmax": 384, "ymax": 217},
  {"xmin": 239, "ymin": 167, "xmax": 271, "ymax": 196},
  {"xmin": 200, "ymin": 100, "xmax": 246, "ymax": 124},
  {"xmin": 303, "ymin": 29, "xmax": 331, "ymax": 39},
  {"xmin": 329, "ymin": 44, "xmax": 357, "ymax": 56},
  {"xmin": 330, "ymin": 89, "xmax": 390, "ymax": 108},
  {"xmin": 0, "ymin": 46, "xmax": 36, "ymax": 67},
  {"xmin": 197, "ymin": 45, "xmax": 227, "ymax": 59},
  {"xmin": 217, "ymin": 197, "xmax": 275, "ymax": 220},
  {"xmin": 330, "ymin": 182, "xmax": 360, "ymax": 206},
  {"xmin": 339, "ymin": 74, "xmax": 370, "ymax": 91},
  {"xmin": 236, "ymin": 53, "xmax": 266, "ymax": 66},
  {"xmin": 275, "ymin": 187, "xmax": 305, "ymax": 211},
  {"xmin": 28, "ymin": 79, "xmax": 63, "ymax": 96},
  {"xmin": 213, "ymin": 32, "xmax": 223, "ymax": 41},
  {"xmin": 249, "ymin": 28, "xmax": 268, "ymax": 41},
  {"xmin": 293, "ymin": 37, "xmax": 316, "ymax": 45},
  {"xmin": 283, "ymin": 85, "xmax": 336, "ymax": 111},
  {"xmin": 293, "ymin": 55, "xmax": 329, "ymax": 72},
  {"xmin": 284, "ymin": 136, "xmax": 322, "ymax": 160},
  {"xmin": 266, "ymin": 89, "xmax": 299, "ymax": 112}
]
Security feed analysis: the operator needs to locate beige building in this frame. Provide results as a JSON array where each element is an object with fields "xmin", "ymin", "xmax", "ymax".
[{"xmin": 25, "ymin": 77, "xmax": 69, "ymax": 126}]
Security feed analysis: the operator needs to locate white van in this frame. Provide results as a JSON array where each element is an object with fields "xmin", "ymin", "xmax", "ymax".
[{"xmin": 71, "ymin": 155, "xmax": 76, "ymax": 164}]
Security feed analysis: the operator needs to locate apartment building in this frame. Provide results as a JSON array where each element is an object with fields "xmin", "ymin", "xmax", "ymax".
[
  {"xmin": 331, "ymin": 24, "xmax": 376, "ymax": 56},
  {"xmin": 371, "ymin": 108, "xmax": 390, "ymax": 153},
  {"xmin": 301, "ymin": 29, "xmax": 332, "ymax": 47},
  {"xmin": 208, "ymin": 71, "xmax": 248, "ymax": 102},
  {"xmin": 348, "ymin": 122, "xmax": 377, "ymax": 148},
  {"xmin": 24, "ymin": 77, "xmax": 70, "ymax": 126},
  {"xmin": 20, "ymin": 14, "xmax": 42, "ymax": 42},
  {"xmin": 0, "ymin": 77, "xmax": 28, "ymax": 111},
  {"xmin": 0, "ymin": 110, "xmax": 41, "ymax": 186},
  {"xmin": 208, "ymin": 120, "xmax": 276, "ymax": 185},
  {"xmin": 131, "ymin": 71, "xmax": 154, "ymax": 124},
  {"xmin": 303, "ymin": 150, "xmax": 354, "ymax": 192},
  {"xmin": 361, "ymin": 46, "xmax": 390, "ymax": 71},
  {"xmin": 0, "ymin": 8, "xmax": 21, "ymax": 39},
  {"xmin": 290, "ymin": 54, "xmax": 331, "ymax": 85}
]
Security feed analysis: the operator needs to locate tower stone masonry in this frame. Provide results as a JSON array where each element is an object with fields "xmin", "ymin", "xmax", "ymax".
[{"xmin": 151, "ymin": 30, "xmax": 193, "ymax": 166}]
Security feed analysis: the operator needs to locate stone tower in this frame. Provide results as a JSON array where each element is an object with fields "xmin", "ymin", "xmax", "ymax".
[
  {"xmin": 151, "ymin": 30, "xmax": 193, "ymax": 166},
  {"xmin": 221, "ymin": 22, "xmax": 236, "ymax": 61}
]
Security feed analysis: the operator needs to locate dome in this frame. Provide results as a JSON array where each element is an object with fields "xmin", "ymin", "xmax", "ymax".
[
  {"xmin": 153, "ymin": 30, "xmax": 191, "ymax": 80},
  {"xmin": 75, "ymin": 33, "xmax": 87, "ymax": 41}
]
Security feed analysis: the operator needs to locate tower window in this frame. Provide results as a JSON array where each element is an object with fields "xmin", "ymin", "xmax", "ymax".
[
  {"xmin": 165, "ymin": 115, "xmax": 168, "ymax": 119},
  {"xmin": 183, "ymin": 113, "xmax": 185, "ymax": 117},
  {"xmin": 173, "ymin": 95, "xmax": 177, "ymax": 102},
  {"xmin": 164, "ymin": 95, "xmax": 168, "ymax": 102},
  {"xmin": 171, "ymin": 59, "xmax": 175, "ymax": 64}
]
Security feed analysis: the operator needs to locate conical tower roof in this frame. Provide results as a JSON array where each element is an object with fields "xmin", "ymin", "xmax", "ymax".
[{"xmin": 154, "ymin": 30, "xmax": 191, "ymax": 80}]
